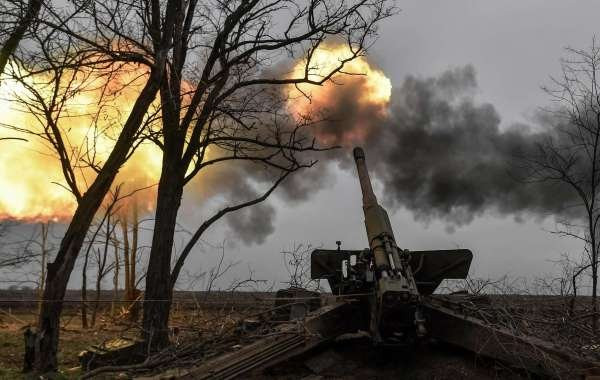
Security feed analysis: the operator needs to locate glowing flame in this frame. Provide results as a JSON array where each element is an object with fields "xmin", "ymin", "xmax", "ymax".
[
  {"xmin": 287, "ymin": 44, "xmax": 392, "ymax": 145},
  {"xmin": 0, "ymin": 64, "xmax": 162, "ymax": 222}
]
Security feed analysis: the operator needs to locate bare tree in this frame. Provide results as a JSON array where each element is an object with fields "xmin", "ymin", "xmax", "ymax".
[
  {"xmin": 90, "ymin": 242, "xmax": 113, "ymax": 327},
  {"xmin": 81, "ymin": 214, "xmax": 109, "ymax": 329},
  {"xmin": 179, "ymin": 243, "xmax": 269, "ymax": 325},
  {"xmin": 522, "ymin": 39, "xmax": 600, "ymax": 332},
  {"xmin": 0, "ymin": 222, "xmax": 54, "ymax": 292},
  {"xmin": 0, "ymin": 0, "xmax": 43, "ymax": 79},
  {"xmin": 87, "ymin": 188, "xmax": 133, "ymax": 327},
  {"xmin": 2, "ymin": 0, "xmax": 176, "ymax": 370},
  {"xmin": 119, "ymin": 204, "xmax": 141, "ymax": 321},
  {"xmin": 111, "ymin": 231, "xmax": 120, "ymax": 317},
  {"xmin": 0, "ymin": 221, "xmax": 38, "ymax": 269},
  {"xmin": 544, "ymin": 252, "xmax": 590, "ymax": 316},
  {"xmin": 80, "ymin": 199, "xmax": 145, "ymax": 327},
  {"xmin": 281, "ymin": 243, "xmax": 321, "ymax": 291},
  {"xmin": 142, "ymin": 0, "xmax": 394, "ymax": 351},
  {"xmin": 37, "ymin": 222, "xmax": 49, "ymax": 316}
]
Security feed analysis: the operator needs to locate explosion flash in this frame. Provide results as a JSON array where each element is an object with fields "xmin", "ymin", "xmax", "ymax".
[
  {"xmin": 0, "ymin": 46, "xmax": 392, "ymax": 224},
  {"xmin": 287, "ymin": 45, "xmax": 392, "ymax": 145},
  {"xmin": 0, "ymin": 64, "xmax": 162, "ymax": 222}
]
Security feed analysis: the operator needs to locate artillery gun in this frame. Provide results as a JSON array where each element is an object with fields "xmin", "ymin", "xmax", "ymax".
[
  {"xmin": 97, "ymin": 147, "xmax": 599, "ymax": 379},
  {"xmin": 179, "ymin": 148, "xmax": 598, "ymax": 379},
  {"xmin": 311, "ymin": 147, "xmax": 472, "ymax": 343}
]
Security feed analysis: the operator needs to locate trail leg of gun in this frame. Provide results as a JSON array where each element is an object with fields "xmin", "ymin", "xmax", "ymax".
[{"xmin": 422, "ymin": 298, "xmax": 598, "ymax": 379}]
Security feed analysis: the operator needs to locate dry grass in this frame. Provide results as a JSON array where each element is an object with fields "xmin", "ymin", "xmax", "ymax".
[
  {"xmin": 0, "ymin": 300, "xmax": 269, "ymax": 379},
  {"xmin": 0, "ymin": 309, "xmax": 135, "ymax": 379}
]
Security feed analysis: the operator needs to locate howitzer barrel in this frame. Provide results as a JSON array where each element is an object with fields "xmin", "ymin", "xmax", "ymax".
[
  {"xmin": 353, "ymin": 147, "xmax": 422, "ymax": 341},
  {"xmin": 353, "ymin": 147, "xmax": 398, "ymax": 274},
  {"xmin": 353, "ymin": 147, "xmax": 378, "ymax": 208}
]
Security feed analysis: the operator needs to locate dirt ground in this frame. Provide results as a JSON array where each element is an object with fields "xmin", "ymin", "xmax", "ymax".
[
  {"xmin": 1, "ymin": 294, "xmax": 593, "ymax": 379},
  {"xmin": 0, "ymin": 309, "xmax": 517, "ymax": 380},
  {"xmin": 0, "ymin": 310, "xmax": 134, "ymax": 379},
  {"xmin": 0, "ymin": 303, "xmax": 253, "ymax": 379}
]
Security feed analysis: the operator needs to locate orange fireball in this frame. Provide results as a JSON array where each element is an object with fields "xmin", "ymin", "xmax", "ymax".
[
  {"xmin": 0, "ymin": 63, "xmax": 161, "ymax": 222},
  {"xmin": 286, "ymin": 44, "xmax": 392, "ymax": 145}
]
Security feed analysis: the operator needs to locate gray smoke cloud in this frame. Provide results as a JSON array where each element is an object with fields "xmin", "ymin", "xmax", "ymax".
[
  {"xmin": 306, "ymin": 65, "xmax": 579, "ymax": 229},
  {"xmin": 226, "ymin": 202, "xmax": 275, "ymax": 245},
  {"xmin": 198, "ymin": 63, "xmax": 581, "ymax": 244},
  {"xmin": 185, "ymin": 159, "xmax": 277, "ymax": 245}
]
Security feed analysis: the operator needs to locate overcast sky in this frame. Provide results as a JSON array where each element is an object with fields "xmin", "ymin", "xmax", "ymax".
[{"xmin": 5, "ymin": 1, "xmax": 600, "ymax": 292}]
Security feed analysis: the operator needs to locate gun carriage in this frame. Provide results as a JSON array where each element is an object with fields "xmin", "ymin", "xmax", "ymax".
[{"xmin": 311, "ymin": 147, "xmax": 472, "ymax": 343}]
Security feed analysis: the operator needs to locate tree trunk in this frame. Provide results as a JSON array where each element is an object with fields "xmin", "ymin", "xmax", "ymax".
[
  {"xmin": 593, "ymin": 263, "xmax": 598, "ymax": 333},
  {"xmin": 93, "ymin": 218, "xmax": 111, "ymax": 327},
  {"xmin": 142, "ymin": 152, "xmax": 185, "ymax": 350},
  {"xmin": 591, "ymin": 218, "xmax": 598, "ymax": 334},
  {"xmin": 91, "ymin": 273, "xmax": 102, "ymax": 328},
  {"xmin": 129, "ymin": 205, "xmax": 140, "ymax": 322},
  {"xmin": 112, "ymin": 238, "xmax": 119, "ymax": 317},
  {"xmin": 570, "ymin": 271, "xmax": 578, "ymax": 318},
  {"xmin": 81, "ymin": 250, "xmax": 89, "ymax": 329},
  {"xmin": 34, "ymin": 203, "xmax": 101, "ymax": 373},
  {"xmin": 131, "ymin": 204, "xmax": 138, "ymax": 293},
  {"xmin": 0, "ymin": 0, "xmax": 42, "ymax": 79},
  {"xmin": 91, "ymin": 240, "xmax": 108, "ymax": 329},
  {"xmin": 121, "ymin": 215, "xmax": 130, "ymax": 301},
  {"xmin": 37, "ymin": 223, "xmax": 48, "ymax": 317},
  {"xmin": 33, "ymin": 71, "xmax": 162, "ymax": 373}
]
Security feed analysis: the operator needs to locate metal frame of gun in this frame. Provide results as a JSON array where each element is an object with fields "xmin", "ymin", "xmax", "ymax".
[{"xmin": 311, "ymin": 147, "xmax": 472, "ymax": 344}]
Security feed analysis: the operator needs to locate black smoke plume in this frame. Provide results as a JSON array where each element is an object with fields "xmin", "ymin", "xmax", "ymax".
[
  {"xmin": 199, "ymin": 63, "xmax": 579, "ymax": 244},
  {"xmin": 310, "ymin": 65, "xmax": 578, "ymax": 228}
]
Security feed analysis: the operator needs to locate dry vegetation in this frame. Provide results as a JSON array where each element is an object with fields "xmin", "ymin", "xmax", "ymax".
[
  {"xmin": 0, "ymin": 290, "xmax": 277, "ymax": 378},
  {"xmin": 3, "ymin": 289, "xmax": 600, "ymax": 379},
  {"xmin": 1, "ymin": 310, "xmax": 114, "ymax": 379}
]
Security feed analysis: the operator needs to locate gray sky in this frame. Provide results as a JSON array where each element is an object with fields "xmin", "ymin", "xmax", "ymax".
[{"xmin": 4, "ymin": 1, "xmax": 600, "ymax": 291}]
